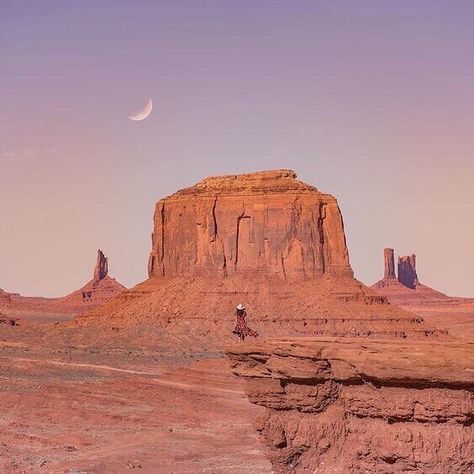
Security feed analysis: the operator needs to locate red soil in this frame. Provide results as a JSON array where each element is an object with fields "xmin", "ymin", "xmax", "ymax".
[{"xmin": 0, "ymin": 322, "xmax": 270, "ymax": 473}]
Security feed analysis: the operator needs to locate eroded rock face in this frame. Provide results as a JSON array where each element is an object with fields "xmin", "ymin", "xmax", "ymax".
[
  {"xmin": 93, "ymin": 249, "xmax": 108, "ymax": 283},
  {"xmin": 398, "ymin": 254, "xmax": 419, "ymax": 289},
  {"xmin": 227, "ymin": 338, "xmax": 474, "ymax": 473},
  {"xmin": 148, "ymin": 170, "xmax": 352, "ymax": 280}
]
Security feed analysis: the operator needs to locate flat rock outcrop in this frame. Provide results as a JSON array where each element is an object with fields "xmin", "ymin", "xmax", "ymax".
[
  {"xmin": 227, "ymin": 338, "xmax": 474, "ymax": 473},
  {"xmin": 77, "ymin": 171, "xmax": 448, "ymax": 343}
]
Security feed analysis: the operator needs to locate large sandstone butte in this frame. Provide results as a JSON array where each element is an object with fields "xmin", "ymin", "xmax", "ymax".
[
  {"xmin": 77, "ymin": 170, "xmax": 447, "ymax": 343},
  {"xmin": 148, "ymin": 169, "xmax": 352, "ymax": 279},
  {"xmin": 227, "ymin": 337, "xmax": 474, "ymax": 473},
  {"xmin": 1, "ymin": 250, "xmax": 125, "ymax": 318}
]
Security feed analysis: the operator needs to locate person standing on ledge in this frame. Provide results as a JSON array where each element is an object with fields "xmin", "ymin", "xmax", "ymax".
[{"xmin": 233, "ymin": 304, "xmax": 259, "ymax": 342}]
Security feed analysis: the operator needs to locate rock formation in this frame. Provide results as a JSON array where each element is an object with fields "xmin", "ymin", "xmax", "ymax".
[
  {"xmin": 374, "ymin": 248, "xmax": 397, "ymax": 289},
  {"xmin": 371, "ymin": 248, "xmax": 471, "ymax": 306},
  {"xmin": 77, "ymin": 170, "xmax": 448, "ymax": 342},
  {"xmin": 148, "ymin": 170, "xmax": 352, "ymax": 280},
  {"xmin": 373, "ymin": 248, "xmax": 421, "ymax": 290},
  {"xmin": 93, "ymin": 249, "xmax": 108, "ymax": 284},
  {"xmin": 397, "ymin": 254, "xmax": 419, "ymax": 289},
  {"xmin": 383, "ymin": 248, "xmax": 396, "ymax": 280},
  {"xmin": 1, "ymin": 250, "xmax": 126, "ymax": 318},
  {"xmin": 227, "ymin": 338, "xmax": 474, "ymax": 473}
]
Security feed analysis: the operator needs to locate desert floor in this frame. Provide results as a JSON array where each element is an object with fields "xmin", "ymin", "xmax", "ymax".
[
  {"xmin": 1, "ymin": 302, "xmax": 473, "ymax": 473},
  {"xmin": 0, "ymin": 318, "xmax": 271, "ymax": 474}
]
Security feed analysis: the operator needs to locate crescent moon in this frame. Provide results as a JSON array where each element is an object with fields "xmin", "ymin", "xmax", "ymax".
[{"xmin": 128, "ymin": 97, "xmax": 153, "ymax": 121}]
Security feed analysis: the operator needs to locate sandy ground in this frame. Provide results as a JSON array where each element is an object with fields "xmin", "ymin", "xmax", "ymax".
[
  {"xmin": 406, "ymin": 303, "xmax": 474, "ymax": 342},
  {"xmin": 0, "ymin": 321, "xmax": 271, "ymax": 474}
]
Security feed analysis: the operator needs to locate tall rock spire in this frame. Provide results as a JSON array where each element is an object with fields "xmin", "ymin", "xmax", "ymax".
[
  {"xmin": 93, "ymin": 249, "xmax": 108, "ymax": 283},
  {"xmin": 383, "ymin": 248, "xmax": 396, "ymax": 280}
]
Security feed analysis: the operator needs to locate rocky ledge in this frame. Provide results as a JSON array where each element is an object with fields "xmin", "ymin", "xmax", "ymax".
[{"xmin": 226, "ymin": 338, "xmax": 474, "ymax": 473}]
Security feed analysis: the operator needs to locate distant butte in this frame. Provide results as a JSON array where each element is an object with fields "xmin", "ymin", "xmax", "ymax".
[
  {"xmin": 371, "ymin": 247, "xmax": 468, "ymax": 305},
  {"xmin": 0, "ymin": 249, "xmax": 126, "ymax": 319}
]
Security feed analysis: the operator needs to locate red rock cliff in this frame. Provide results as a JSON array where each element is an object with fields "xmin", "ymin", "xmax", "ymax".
[
  {"xmin": 148, "ymin": 170, "xmax": 352, "ymax": 280},
  {"xmin": 227, "ymin": 338, "xmax": 474, "ymax": 473}
]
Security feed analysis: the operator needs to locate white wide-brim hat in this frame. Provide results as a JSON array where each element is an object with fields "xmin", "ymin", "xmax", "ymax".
[{"xmin": 236, "ymin": 304, "xmax": 245, "ymax": 311}]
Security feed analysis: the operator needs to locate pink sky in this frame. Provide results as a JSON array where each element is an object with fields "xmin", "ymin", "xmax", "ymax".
[{"xmin": 1, "ymin": 1, "xmax": 473, "ymax": 297}]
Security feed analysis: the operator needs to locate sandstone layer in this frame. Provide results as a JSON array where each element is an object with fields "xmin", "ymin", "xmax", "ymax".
[
  {"xmin": 78, "ymin": 171, "xmax": 448, "ymax": 343},
  {"xmin": 227, "ymin": 337, "xmax": 474, "ymax": 473}
]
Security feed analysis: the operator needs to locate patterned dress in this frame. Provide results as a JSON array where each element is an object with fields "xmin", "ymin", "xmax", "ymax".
[{"xmin": 233, "ymin": 311, "xmax": 259, "ymax": 340}]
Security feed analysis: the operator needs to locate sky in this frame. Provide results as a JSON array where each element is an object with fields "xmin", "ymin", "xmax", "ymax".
[{"xmin": 1, "ymin": 0, "xmax": 473, "ymax": 297}]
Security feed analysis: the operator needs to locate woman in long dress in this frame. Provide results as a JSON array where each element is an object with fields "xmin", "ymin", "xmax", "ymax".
[{"xmin": 233, "ymin": 304, "xmax": 259, "ymax": 342}]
